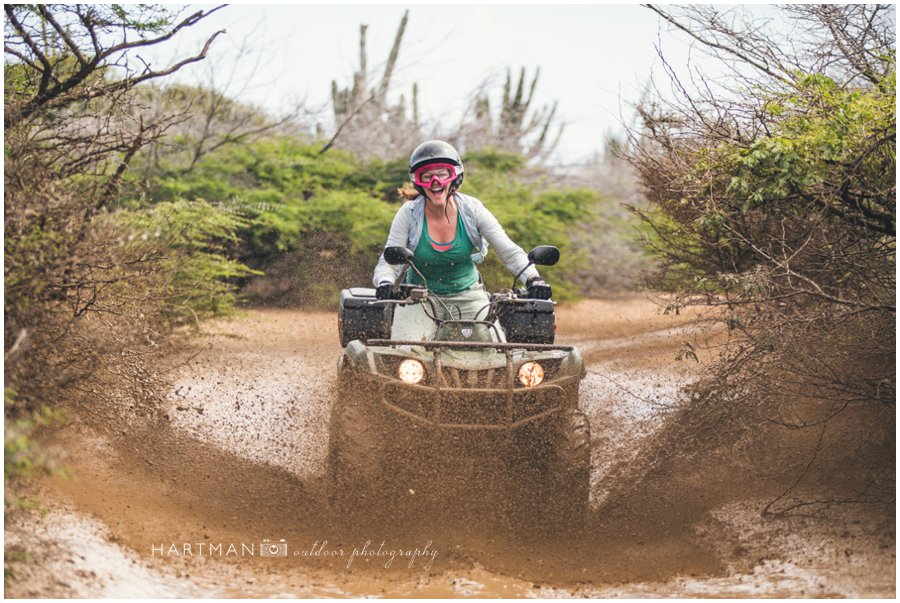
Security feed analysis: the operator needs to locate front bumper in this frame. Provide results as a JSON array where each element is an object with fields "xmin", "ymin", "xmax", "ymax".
[{"xmin": 351, "ymin": 339, "xmax": 582, "ymax": 431}]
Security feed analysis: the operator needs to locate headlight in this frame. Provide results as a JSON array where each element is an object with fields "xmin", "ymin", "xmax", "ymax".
[
  {"xmin": 398, "ymin": 359, "xmax": 425, "ymax": 384},
  {"xmin": 518, "ymin": 361, "xmax": 544, "ymax": 387}
]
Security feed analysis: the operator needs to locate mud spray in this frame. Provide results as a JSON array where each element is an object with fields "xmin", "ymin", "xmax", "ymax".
[{"xmin": 6, "ymin": 297, "xmax": 894, "ymax": 597}]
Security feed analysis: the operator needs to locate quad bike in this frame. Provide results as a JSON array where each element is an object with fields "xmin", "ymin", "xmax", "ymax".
[{"xmin": 330, "ymin": 245, "xmax": 590, "ymax": 528}]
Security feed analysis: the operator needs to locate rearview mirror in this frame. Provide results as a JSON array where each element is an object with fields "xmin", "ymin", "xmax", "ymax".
[
  {"xmin": 527, "ymin": 245, "xmax": 560, "ymax": 266},
  {"xmin": 383, "ymin": 246, "xmax": 415, "ymax": 265}
]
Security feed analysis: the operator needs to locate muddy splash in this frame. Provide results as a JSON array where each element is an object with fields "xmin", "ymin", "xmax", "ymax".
[{"xmin": 8, "ymin": 295, "xmax": 894, "ymax": 598}]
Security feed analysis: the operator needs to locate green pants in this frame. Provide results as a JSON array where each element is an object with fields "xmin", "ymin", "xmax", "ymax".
[{"xmin": 390, "ymin": 283, "xmax": 506, "ymax": 342}]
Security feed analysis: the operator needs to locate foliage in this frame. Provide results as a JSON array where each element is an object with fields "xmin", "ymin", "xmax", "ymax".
[
  {"xmin": 4, "ymin": 388, "xmax": 69, "ymax": 519},
  {"xmin": 626, "ymin": 4, "xmax": 895, "ymax": 510},
  {"xmin": 102, "ymin": 199, "xmax": 262, "ymax": 326},
  {"xmin": 132, "ymin": 82, "xmax": 290, "ymax": 177},
  {"xmin": 136, "ymin": 141, "xmax": 599, "ymax": 305},
  {"xmin": 4, "ymin": 3, "xmax": 230, "ymax": 499},
  {"xmin": 463, "ymin": 148, "xmax": 526, "ymax": 172},
  {"xmin": 632, "ymin": 61, "xmax": 895, "ymax": 308},
  {"xmin": 3, "ymin": 390, "xmax": 66, "ymax": 485}
]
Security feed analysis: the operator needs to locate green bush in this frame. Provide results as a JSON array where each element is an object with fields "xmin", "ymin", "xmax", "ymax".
[
  {"xmin": 4, "ymin": 389, "xmax": 66, "ymax": 497},
  {"xmin": 135, "ymin": 139, "xmax": 599, "ymax": 304},
  {"xmin": 104, "ymin": 199, "xmax": 262, "ymax": 327}
]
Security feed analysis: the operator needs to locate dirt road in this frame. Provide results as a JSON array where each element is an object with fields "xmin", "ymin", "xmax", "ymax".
[{"xmin": 6, "ymin": 295, "xmax": 895, "ymax": 597}]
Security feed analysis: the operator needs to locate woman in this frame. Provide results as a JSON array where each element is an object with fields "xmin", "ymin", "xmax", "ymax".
[{"xmin": 372, "ymin": 140, "xmax": 551, "ymax": 341}]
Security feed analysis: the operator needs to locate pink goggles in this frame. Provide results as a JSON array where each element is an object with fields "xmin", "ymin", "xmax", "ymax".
[{"xmin": 412, "ymin": 163, "xmax": 458, "ymax": 188}]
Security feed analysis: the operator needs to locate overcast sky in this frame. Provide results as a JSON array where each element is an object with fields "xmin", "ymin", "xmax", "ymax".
[{"xmin": 148, "ymin": 3, "xmax": 715, "ymax": 164}]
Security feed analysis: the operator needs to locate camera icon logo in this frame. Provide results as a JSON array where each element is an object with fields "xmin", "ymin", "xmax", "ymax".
[{"xmin": 260, "ymin": 538, "xmax": 288, "ymax": 557}]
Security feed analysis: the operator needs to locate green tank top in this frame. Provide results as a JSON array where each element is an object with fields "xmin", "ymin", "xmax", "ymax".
[{"xmin": 406, "ymin": 210, "xmax": 479, "ymax": 295}]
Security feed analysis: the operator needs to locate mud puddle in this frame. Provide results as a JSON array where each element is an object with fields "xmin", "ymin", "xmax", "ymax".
[
  {"xmin": 18, "ymin": 295, "xmax": 895, "ymax": 597},
  {"xmin": 5, "ymin": 504, "xmax": 206, "ymax": 598}
]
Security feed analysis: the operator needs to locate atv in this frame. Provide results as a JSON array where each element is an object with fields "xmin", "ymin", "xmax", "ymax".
[{"xmin": 330, "ymin": 245, "xmax": 590, "ymax": 528}]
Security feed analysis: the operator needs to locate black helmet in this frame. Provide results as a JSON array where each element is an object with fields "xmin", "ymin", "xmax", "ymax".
[{"xmin": 408, "ymin": 140, "xmax": 465, "ymax": 195}]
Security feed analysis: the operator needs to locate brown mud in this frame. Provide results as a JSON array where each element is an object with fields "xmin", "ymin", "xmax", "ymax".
[{"xmin": 5, "ymin": 294, "xmax": 895, "ymax": 597}]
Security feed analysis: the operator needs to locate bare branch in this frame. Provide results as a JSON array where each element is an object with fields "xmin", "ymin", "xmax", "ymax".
[
  {"xmin": 645, "ymin": 4, "xmax": 794, "ymax": 85},
  {"xmin": 37, "ymin": 5, "xmax": 88, "ymax": 66},
  {"xmin": 100, "ymin": 5, "xmax": 227, "ymax": 59}
]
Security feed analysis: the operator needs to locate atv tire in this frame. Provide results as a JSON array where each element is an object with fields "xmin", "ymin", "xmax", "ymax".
[
  {"xmin": 509, "ymin": 409, "xmax": 591, "ymax": 535},
  {"xmin": 547, "ymin": 409, "xmax": 591, "ymax": 528}
]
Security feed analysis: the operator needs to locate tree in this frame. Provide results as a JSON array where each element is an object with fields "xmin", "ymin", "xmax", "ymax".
[
  {"xmin": 4, "ymin": 5, "xmax": 224, "ymax": 126},
  {"xmin": 4, "ymin": 5, "xmax": 240, "ymax": 434},
  {"xmin": 5, "ymin": 5, "xmax": 225, "ymax": 192},
  {"xmin": 629, "ymin": 4, "xmax": 895, "ymax": 307},
  {"xmin": 624, "ymin": 4, "xmax": 895, "ymax": 512}
]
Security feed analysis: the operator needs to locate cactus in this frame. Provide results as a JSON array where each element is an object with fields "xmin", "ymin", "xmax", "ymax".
[
  {"xmin": 323, "ymin": 10, "xmax": 420, "ymax": 158},
  {"xmin": 467, "ymin": 66, "xmax": 563, "ymax": 161}
]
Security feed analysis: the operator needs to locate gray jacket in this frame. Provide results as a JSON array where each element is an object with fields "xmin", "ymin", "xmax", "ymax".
[{"xmin": 372, "ymin": 192, "xmax": 541, "ymax": 287}]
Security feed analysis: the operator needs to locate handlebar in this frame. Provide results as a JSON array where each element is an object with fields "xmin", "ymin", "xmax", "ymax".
[{"xmin": 370, "ymin": 285, "xmax": 547, "ymax": 332}]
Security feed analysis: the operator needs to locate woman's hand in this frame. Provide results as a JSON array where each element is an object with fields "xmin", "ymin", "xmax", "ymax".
[
  {"xmin": 526, "ymin": 277, "xmax": 552, "ymax": 300},
  {"xmin": 376, "ymin": 282, "xmax": 402, "ymax": 300}
]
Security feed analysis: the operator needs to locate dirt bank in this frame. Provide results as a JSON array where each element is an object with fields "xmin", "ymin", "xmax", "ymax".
[{"xmin": 5, "ymin": 294, "xmax": 895, "ymax": 597}]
